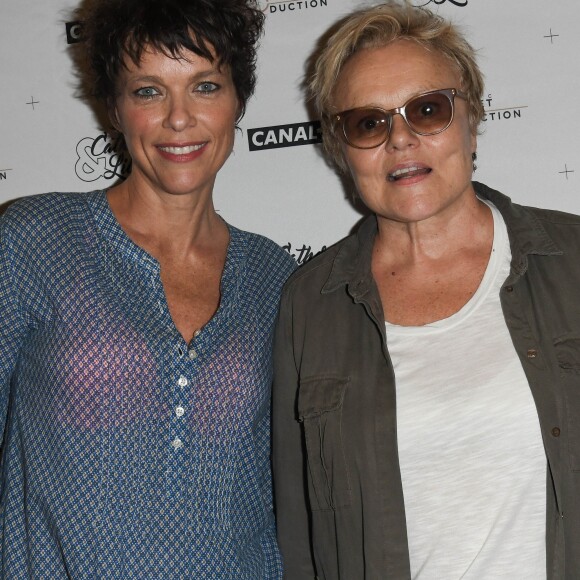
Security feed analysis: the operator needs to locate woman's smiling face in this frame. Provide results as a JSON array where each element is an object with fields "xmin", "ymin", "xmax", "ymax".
[{"xmin": 112, "ymin": 44, "xmax": 240, "ymax": 200}]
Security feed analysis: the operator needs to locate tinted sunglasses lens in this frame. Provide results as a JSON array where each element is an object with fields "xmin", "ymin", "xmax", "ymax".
[
  {"xmin": 343, "ymin": 109, "xmax": 389, "ymax": 148},
  {"xmin": 406, "ymin": 92, "xmax": 453, "ymax": 134}
]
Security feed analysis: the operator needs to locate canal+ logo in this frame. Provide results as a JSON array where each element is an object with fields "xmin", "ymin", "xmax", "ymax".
[
  {"xmin": 248, "ymin": 121, "xmax": 322, "ymax": 151},
  {"xmin": 259, "ymin": 0, "xmax": 329, "ymax": 15},
  {"xmin": 66, "ymin": 21, "xmax": 84, "ymax": 44}
]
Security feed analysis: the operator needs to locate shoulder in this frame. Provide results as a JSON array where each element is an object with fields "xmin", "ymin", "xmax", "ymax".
[
  {"xmin": 282, "ymin": 234, "xmax": 352, "ymax": 298},
  {"xmin": 525, "ymin": 205, "xmax": 580, "ymax": 227},
  {"xmin": 1, "ymin": 191, "xmax": 103, "ymax": 265},
  {"xmin": 231, "ymin": 226, "xmax": 298, "ymax": 282},
  {"xmin": 475, "ymin": 180, "xmax": 580, "ymax": 228},
  {"xmin": 1, "ymin": 191, "xmax": 99, "ymax": 235},
  {"xmin": 523, "ymin": 205, "xmax": 580, "ymax": 253},
  {"xmin": 475, "ymin": 181, "xmax": 580, "ymax": 254}
]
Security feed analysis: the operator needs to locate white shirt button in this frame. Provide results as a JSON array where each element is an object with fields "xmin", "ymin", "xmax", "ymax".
[
  {"xmin": 171, "ymin": 437, "xmax": 183, "ymax": 450},
  {"xmin": 177, "ymin": 375, "xmax": 188, "ymax": 387},
  {"xmin": 175, "ymin": 406, "xmax": 185, "ymax": 418},
  {"xmin": 188, "ymin": 348, "xmax": 197, "ymax": 360}
]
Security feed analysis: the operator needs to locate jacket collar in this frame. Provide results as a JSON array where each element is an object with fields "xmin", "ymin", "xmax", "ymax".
[
  {"xmin": 322, "ymin": 181, "xmax": 562, "ymax": 296},
  {"xmin": 322, "ymin": 213, "xmax": 377, "ymax": 299},
  {"xmin": 474, "ymin": 181, "xmax": 562, "ymax": 275}
]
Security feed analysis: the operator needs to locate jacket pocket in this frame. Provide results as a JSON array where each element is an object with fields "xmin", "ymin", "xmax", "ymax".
[
  {"xmin": 298, "ymin": 376, "xmax": 351, "ymax": 510},
  {"xmin": 554, "ymin": 335, "xmax": 580, "ymax": 471}
]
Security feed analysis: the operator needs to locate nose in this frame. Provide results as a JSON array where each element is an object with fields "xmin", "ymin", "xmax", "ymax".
[
  {"xmin": 385, "ymin": 113, "xmax": 419, "ymax": 151},
  {"xmin": 163, "ymin": 95, "xmax": 196, "ymax": 132}
]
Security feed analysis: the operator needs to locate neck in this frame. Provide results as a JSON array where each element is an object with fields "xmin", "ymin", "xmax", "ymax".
[
  {"xmin": 107, "ymin": 177, "xmax": 226, "ymax": 255},
  {"xmin": 373, "ymin": 193, "xmax": 492, "ymax": 267}
]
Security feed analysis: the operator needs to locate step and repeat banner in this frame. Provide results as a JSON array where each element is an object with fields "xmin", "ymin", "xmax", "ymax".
[{"xmin": 2, "ymin": 0, "xmax": 579, "ymax": 261}]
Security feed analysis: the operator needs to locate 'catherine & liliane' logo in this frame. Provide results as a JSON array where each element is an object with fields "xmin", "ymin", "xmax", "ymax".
[
  {"xmin": 75, "ymin": 133, "xmax": 131, "ymax": 183},
  {"xmin": 411, "ymin": 0, "xmax": 468, "ymax": 7},
  {"xmin": 283, "ymin": 242, "xmax": 327, "ymax": 265}
]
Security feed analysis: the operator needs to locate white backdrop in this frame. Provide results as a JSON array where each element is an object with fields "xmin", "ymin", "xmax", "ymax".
[{"xmin": 2, "ymin": 0, "xmax": 580, "ymax": 263}]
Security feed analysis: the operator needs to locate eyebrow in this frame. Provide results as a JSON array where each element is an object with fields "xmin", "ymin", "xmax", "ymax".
[
  {"xmin": 125, "ymin": 68, "xmax": 226, "ymax": 84},
  {"xmin": 335, "ymin": 87, "xmax": 452, "ymax": 112}
]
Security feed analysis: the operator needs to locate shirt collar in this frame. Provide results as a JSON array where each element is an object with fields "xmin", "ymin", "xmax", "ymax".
[
  {"xmin": 85, "ymin": 189, "xmax": 245, "ymax": 280},
  {"xmin": 86, "ymin": 189, "xmax": 160, "ymax": 272}
]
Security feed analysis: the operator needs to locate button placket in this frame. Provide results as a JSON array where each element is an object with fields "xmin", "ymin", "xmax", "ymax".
[
  {"xmin": 188, "ymin": 330, "xmax": 201, "ymax": 360},
  {"xmin": 171, "ymin": 375, "xmax": 189, "ymax": 452},
  {"xmin": 167, "ymin": 332, "xmax": 202, "ymax": 481}
]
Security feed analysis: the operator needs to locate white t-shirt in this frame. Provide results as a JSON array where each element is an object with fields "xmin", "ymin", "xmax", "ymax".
[{"xmin": 386, "ymin": 201, "xmax": 546, "ymax": 579}]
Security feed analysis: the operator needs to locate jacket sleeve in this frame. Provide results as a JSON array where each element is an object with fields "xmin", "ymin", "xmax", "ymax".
[
  {"xmin": 0, "ymin": 216, "xmax": 29, "ymax": 446},
  {"xmin": 272, "ymin": 285, "xmax": 317, "ymax": 579}
]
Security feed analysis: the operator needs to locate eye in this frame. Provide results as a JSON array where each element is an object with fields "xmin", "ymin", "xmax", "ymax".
[
  {"xmin": 197, "ymin": 82, "xmax": 219, "ymax": 94},
  {"xmin": 353, "ymin": 111, "xmax": 387, "ymax": 135},
  {"xmin": 134, "ymin": 86, "xmax": 160, "ymax": 99},
  {"xmin": 408, "ymin": 93, "xmax": 451, "ymax": 122},
  {"xmin": 407, "ymin": 93, "xmax": 452, "ymax": 129},
  {"xmin": 417, "ymin": 101, "xmax": 439, "ymax": 118},
  {"xmin": 361, "ymin": 118, "xmax": 379, "ymax": 131}
]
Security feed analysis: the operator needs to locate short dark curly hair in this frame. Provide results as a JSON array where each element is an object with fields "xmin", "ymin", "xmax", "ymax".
[{"xmin": 75, "ymin": 0, "xmax": 265, "ymax": 121}]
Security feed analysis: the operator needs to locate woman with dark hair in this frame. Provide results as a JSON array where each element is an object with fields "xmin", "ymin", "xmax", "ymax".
[{"xmin": 0, "ymin": 0, "xmax": 295, "ymax": 577}]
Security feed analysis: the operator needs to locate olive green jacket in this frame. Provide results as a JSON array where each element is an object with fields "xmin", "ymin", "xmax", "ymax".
[{"xmin": 273, "ymin": 181, "xmax": 580, "ymax": 579}]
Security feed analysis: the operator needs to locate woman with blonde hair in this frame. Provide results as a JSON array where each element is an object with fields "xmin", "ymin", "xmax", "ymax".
[{"xmin": 273, "ymin": 2, "xmax": 577, "ymax": 578}]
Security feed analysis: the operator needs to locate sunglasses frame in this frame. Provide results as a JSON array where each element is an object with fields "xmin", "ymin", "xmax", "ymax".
[{"xmin": 333, "ymin": 88, "xmax": 468, "ymax": 150}]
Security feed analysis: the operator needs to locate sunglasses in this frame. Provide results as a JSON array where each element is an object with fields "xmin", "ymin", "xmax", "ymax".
[{"xmin": 332, "ymin": 88, "xmax": 468, "ymax": 149}]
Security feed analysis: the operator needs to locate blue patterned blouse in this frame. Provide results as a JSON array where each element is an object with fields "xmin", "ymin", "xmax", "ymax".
[{"xmin": 0, "ymin": 191, "xmax": 296, "ymax": 579}]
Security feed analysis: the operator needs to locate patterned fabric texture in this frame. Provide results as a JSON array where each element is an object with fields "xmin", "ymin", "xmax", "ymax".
[{"xmin": 0, "ymin": 190, "xmax": 296, "ymax": 579}]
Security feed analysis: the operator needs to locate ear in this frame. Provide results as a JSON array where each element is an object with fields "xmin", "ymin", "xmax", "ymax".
[
  {"xmin": 108, "ymin": 100, "xmax": 121, "ymax": 132},
  {"xmin": 235, "ymin": 99, "xmax": 244, "ymax": 124},
  {"xmin": 470, "ymin": 132, "xmax": 477, "ymax": 156}
]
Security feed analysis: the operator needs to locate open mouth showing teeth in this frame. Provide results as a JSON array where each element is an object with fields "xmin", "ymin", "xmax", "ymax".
[
  {"xmin": 388, "ymin": 166, "xmax": 431, "ymax": 182},
  {"xmin": 158, "ymin": 144, "xmax": 205, "ymax": 155}
]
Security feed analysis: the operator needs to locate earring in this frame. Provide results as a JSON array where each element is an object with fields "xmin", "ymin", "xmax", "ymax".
[{"xmin": 472, "ymin": 152, "xmax": 477, "ymax": 172}]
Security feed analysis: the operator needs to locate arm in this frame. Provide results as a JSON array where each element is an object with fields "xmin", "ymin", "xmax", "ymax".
[
  {"xmin": 272, "ymin": 288, "xmax": 317, "ymax": 579},
  {"xmin": 256, "ymin": 398, "xmax": 284, "ymax": 579},
  {"xmin": 0, "ymin": 217, "xmax": 29, "ymax": 445}
]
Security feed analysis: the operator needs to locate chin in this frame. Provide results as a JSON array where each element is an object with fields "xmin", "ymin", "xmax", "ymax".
[{"xmin": 160, "ymin": 179, "xmax": 208, "ymax": 197}]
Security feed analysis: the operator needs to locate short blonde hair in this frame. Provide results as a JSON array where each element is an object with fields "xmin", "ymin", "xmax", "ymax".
[{"xmin": 309, "ymin": 1, "xmax": 484, "ymax": 172}]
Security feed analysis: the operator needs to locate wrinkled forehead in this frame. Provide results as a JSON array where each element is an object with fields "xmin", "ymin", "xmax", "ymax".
[
  {"xmin": 331, "ymin": 40, "xmax": 462, "ymax": 110},
  {"xmin": 338, "ymin": 39, "xmax": 462, "ymax": 85}
]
